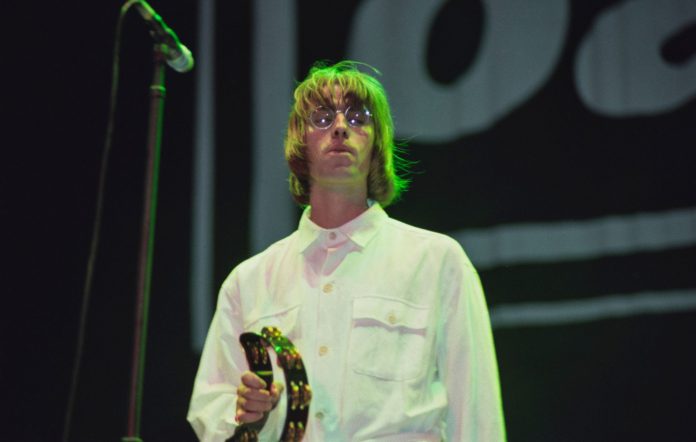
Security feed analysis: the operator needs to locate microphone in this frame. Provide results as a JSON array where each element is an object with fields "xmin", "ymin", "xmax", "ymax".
[{"xmin": 134, "ymin": 0, "xmax": 194, "ymax": 73}]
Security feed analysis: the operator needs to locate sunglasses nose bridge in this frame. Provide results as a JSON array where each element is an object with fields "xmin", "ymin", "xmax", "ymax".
[{"xmin": 333, "ymin": 110, "xmax": 349, "ymax": 128}]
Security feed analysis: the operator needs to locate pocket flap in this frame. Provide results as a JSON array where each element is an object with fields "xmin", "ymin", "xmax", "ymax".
[
  {"xmin": 244, "ymin": 303, "xmax": 301, "ymax": 334},
  {"xmin": 353, "ymin": 296, "xmax": 429, "ymax": 329}
]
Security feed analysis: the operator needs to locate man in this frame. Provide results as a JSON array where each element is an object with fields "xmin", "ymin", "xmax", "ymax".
[{"xmin": 188, "ymin": 61, "xmax": 506, "ymax": 441}]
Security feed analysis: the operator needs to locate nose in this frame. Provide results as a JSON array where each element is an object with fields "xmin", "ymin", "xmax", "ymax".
[{"xmin": 332, "ymin": 112, "xmax": 349, "ymax": 138}]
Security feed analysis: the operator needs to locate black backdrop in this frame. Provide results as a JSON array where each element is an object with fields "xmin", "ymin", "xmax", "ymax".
[{"xmin": 4, "ymin": 1, "xmax": 696, "ymax": 441}]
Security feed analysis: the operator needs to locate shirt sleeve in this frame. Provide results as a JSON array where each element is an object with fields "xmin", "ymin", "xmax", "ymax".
[
  {"xmin": 187, "ymin": 270, "xmax": 283, "ymax": 442},
  {"xmin": 437, "ymin": 242, "xmax": 507, "ymax": 441}
]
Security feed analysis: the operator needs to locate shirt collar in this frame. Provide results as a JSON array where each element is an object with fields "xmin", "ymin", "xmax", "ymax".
[{"xmin": 297, "ymin": 201, "xmax": 387, "ymax": 253}]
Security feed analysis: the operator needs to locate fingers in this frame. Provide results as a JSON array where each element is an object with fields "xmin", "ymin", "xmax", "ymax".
[
  {"xmin": 235, "ymin": 404, "xmax": 265, "ymax": 424},
  {"xmin": 236, "ymin": 371, "xmax": 275, "ymax": 424},
  {"xmin": 270, "ymin": 382, "xmax": 284, "ymax": 407},
  {"xmin": 241, "ymin": 371, "xmax": 267, "ymax": 389}
]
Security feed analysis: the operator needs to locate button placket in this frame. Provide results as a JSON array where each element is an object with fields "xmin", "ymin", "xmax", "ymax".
[{"xmin": 313, "ymin": 236, "xmax": 350, "ymax": 429}]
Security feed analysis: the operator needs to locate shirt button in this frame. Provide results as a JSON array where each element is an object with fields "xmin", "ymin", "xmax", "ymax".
[
  {"xmin": 315, "ymin": 411, "xmax": 324, "ymax": 420},
  {"xmin": 329, "ymin": 232, "xmax": 337, "ymax": 240},
  {"xmin": 387, "ymin": 312, "xmax": 397, "ymax": 325},
  {"xmin": 318, "ymin": 345, "xmax": 329, "ymax": 356},
  {"xmin": 322, "ymin": 283, "xmax": 333, "ymax": 294}
]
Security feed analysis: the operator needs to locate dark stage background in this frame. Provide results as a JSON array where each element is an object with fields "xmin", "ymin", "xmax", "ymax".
[{"xmin": 4, "ymin": 1, "xmax": 696, "ymax": 441}]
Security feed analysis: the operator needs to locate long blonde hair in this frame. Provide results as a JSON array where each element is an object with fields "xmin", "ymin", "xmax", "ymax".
[{"xmin": 284, "ymin": 60, "xmax": 410, "ymax": 207}]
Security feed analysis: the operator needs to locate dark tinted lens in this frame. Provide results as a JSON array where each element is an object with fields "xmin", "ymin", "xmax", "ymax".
[
  {"xmin": 310, "ymin": 107, "xmax": 334, "ymax": 128},
  {"xmin": 346, "ymin": 108, "xmax": 370, "ymax": 126}
]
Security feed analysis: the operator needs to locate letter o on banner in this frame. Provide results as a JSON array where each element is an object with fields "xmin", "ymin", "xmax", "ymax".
[{"xmin": 349, "ymin": 0, "xmax": 569, "ymax": 143}]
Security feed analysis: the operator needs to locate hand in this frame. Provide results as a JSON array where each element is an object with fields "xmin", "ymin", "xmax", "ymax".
[{"xmin": 235, "ymin": 371, "xmax": 284, "ymax": 424}]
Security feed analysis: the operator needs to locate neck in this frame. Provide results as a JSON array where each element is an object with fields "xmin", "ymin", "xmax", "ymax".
[{"xmin": 308, "ymin": 185, "xmax": 369, "ymax": 229}]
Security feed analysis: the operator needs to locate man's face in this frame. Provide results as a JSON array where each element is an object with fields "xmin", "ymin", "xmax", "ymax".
[{"xmin": 304, "ymin": 92, "xmax": 375, "ymax": 192}]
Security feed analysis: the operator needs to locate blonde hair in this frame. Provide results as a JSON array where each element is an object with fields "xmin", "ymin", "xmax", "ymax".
[{"xmin": 284, "ymin": 60, "xmax": 409, "ymax": 207}]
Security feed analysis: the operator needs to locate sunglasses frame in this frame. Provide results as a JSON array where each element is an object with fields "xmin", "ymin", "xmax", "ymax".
[{"xmin": 308, "ymin": 106, "xmax": 372, "ymax": 130}]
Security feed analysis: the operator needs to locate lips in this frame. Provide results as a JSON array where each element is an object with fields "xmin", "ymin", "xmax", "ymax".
[{"xmin": 326, "ymin": 144, "xmax": 356, "ymax": 155}]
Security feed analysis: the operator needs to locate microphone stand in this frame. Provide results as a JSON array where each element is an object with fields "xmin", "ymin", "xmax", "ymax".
[{"xmin": 122, "ymin": 43, "xmax": 167, "ymax": 442}]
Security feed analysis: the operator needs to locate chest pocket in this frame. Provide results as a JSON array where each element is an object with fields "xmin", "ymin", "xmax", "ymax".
[
  {"xmin": 244, "ymin": 304, "xmax": 302, "ymax": 340},
  {"xmin": 348, "ymin": 296, "xmax": 430, "ymax": 381}
]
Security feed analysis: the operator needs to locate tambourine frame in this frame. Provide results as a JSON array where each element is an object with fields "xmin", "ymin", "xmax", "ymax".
[{"xmin": 230, "ymin": 326, "xmax": 311, "ymax": 442}]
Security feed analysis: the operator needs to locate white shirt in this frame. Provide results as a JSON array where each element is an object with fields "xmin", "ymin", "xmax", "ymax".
[{"xmin": 188, "ymin": 203, "xmax": 506, "ymax": 441}]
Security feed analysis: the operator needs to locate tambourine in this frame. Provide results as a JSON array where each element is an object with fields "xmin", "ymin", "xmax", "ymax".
[{"xmin": 230, "ymin": 326, "xmax": 312, "ymax": 442}]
